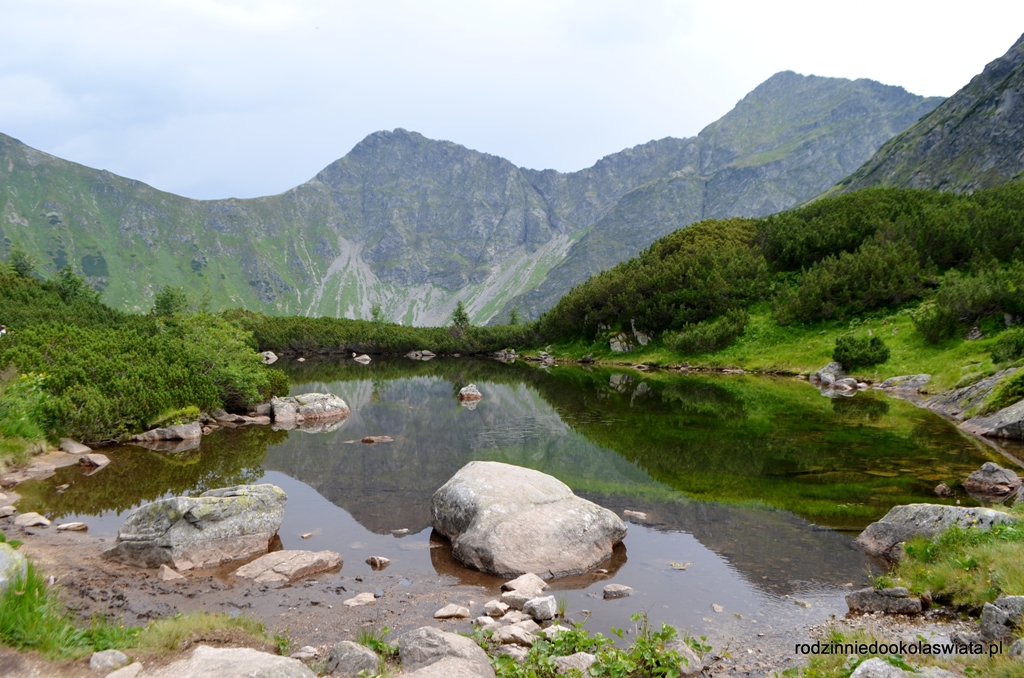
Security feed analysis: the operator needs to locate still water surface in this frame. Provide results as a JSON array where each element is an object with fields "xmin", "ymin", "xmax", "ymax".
[{"xmin": 17, "ymin": 358, "xmax": 1012, "ymax": 649}]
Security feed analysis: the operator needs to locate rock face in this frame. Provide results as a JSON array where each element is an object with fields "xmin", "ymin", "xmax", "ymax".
[
  {"xmin": 271, "ymin": 393, "xmax": 350, "ymax": 425},
  {"xmin": 980, "ymin": 596, "xmax": 1024, "ymax": 639},
  {"xmin": 855, "ymin": 504, "xmax": 1017, "ymax": 561},
  {"xmin": 0, "ymin": 542, "xmax": 28, "ymax": 591},
  {"xmin": 845, "ymin": 587, "xmax": 923, "ymax": 615},
  {"xmin": 926, "ymin": 368, "xmax": 1018, "ymax": 419},
  {"xmin": 431, "ymin": 461, "xmax": 627, "ymax": 577},
  {"xmin": 962, "ymin": 462, "xmax": 1022, "ymax": 499},
  {"xmin": 141, "ymin": 645, "xmax": 316, "ymax": 678},
  {"xmin": 233, "ymin": 550, "xmax": 342, "ymax": 585},
  {"xmin": 961, "ymin": 398, "xmax": 1024, "ymax": 440},
  {"xmin": 102, "ymin": 484, "xmax": 287, "ymax": 568},
  {"xmin": 879, "ymin": 374, "xmax": 932, "ymax": 393},
  {"xmin": 131, "ymin": 422, "xmax": 202, "ymax": 442},
  {"xmin": 837, "ymin": 32, "xmax": 1024, "ymax": 194},
  {"xmin": 609, "ymin": 332, "xmax": 635, "ymax": 353},
  {"xmin": 399, "ymin": 627, "xmax": 495, "ymax": 677}
]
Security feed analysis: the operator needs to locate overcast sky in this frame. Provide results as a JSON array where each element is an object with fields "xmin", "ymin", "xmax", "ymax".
[{"xmin": 2, "ymin": 1, "xmax": 1023, "ymax": 200}]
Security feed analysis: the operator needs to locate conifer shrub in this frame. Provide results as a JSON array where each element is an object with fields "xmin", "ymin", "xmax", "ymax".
[
  {"xmin": 832, "ymin": 334, "xmax": 890, "ymax": 371},
  {"xmin": 991, "ymin": 327, "xmax": 1024, "ymax": 364},
  {"xmin": 664, "ymin": 309, "xmax": 748, "ymax": 355}
]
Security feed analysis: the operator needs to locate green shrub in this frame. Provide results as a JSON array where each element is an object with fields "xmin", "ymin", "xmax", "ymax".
[
  {"xmin": 991, "ymin": 327, "xmax": 1024, "ymax": 364},
  {"xmin": 832, "ymin": 334, "xmax": 890, "ymax": 371},
  {"xmin": 664, "ymin": 309, "xmax": 749, "ymax": 355}
]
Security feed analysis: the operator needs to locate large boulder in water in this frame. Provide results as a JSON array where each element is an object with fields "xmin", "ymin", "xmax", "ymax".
[
  {"xmin": 102, "ymin": 484, "xmax": 287, "ymax": 569},
  {"xmin": 431, "ymin": 461, "xmax": 627, "ymax": 578},
  {"xmin": 855, "ymin": 503, "xmax": 1016, "ymax": 562},
  {"xmin": 271, "ymin": 393, "xmax": 349, "ymax": 425},
  {"xmin": 962, "ymin": 462, "xmax": 1022, "ymax": 500}
]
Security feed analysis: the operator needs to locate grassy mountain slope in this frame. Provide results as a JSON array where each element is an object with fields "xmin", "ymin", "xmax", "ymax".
[
  {"xmin": 501, "ymin": 73, "xmax": 942, "ymax": 319},
  {"xmin": 835, "ymin": 32, "xmax": 1024, "ymax": 194},
  {"xmin": 1, "ymin": 74, "xmax": 939, "ymax": 325}
]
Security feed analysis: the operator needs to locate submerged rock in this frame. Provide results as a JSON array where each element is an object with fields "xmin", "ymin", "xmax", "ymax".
[
  {"xmin": 845, "ymin": 587, "xmax": 923, "ymax": 615},
  {"xmin": 233, "ymin": 549, "xmax": 342, "ymax": 586},
  {"xmin": 855, "ymin": 503, "xmax": 1016, "ymax": 561},
  {"xmin": 101, "ymin": 484, "xmax": 287, "ymax": 569},
  {"xmin": 431, "ymin": 461, "xmax": 627, "ymax": 578}
]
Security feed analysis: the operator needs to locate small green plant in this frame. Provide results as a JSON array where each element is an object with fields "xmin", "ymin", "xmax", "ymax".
[
  {"xmin": 274, "ymin": 631, "xmax": 291, "ymax": 656},
  {"xmin": 556, "ymin": 595, "xmax": 568, "ymax": 618},
  {"xmin": 0, "ymin": 530, "xmax": 23, "ymax": 549},
  {"xmin": 832, "ymin": 333, "xmax": 890, "ymax": 371},
  {"xmin": 370, "ymin": 303, "xmax": 385, "ymax": 325},
  {"xmin": 147, "ymin": 405, "xmax": 201, "ymax": 428},
  {"xmin": 135, "ymin": 611, "xmax": 270, "ymax": 654},
  {"xmin": 356, "ymin": 626, "xmax": 398, "ymax": 658}
]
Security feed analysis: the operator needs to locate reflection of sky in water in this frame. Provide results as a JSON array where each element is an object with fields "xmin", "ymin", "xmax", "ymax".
[{"xmin": 22, "ymin": 362, "xmax": 1008, "ymax": 654}]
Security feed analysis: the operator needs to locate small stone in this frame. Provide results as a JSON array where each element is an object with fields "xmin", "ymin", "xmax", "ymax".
[
  {"xmin": 366, "ymin": 556, "xmax": 391, "ymax": 570},
  {"xmin": 361, "ymin": 436, "xmax": 393, "ymax": 444},
  {"xmin": 603, "ymin": 584, "xmax": 633, "ymax": 600},
  {"xmin": 670, "ymin": 561, "xmax": 692, "ymax": 570},
  {"xmin": 56, "ymin": 521, "xmax": 88, "ymax": 532},
  {"xmin": 157, "ymin": 564, "xmax": 185, "ymax": 581},
  {"xmin": 502, "ymin": 610, "xmax": 530, "ymax": 624},
  {"xmin": 501, "ymin": 590, "xmax": 534, "ymax": 610},
  {"xmin": 623, "ymin": 510, "xmax": 648, "ymax": 521},
  {"xmin": 434, "ymin": 603, "xmax": 471, "ymax": 619},
  {"xmin": 14, "ymin": 512, "xmax": 49, "ymax": 527},
  {"xmin": 493, "ymin": 625, "xmax": 536, "ymax": 647},
  {"xmin": 484, "ymin": 599, "xmax": 509, "ymax": 617},
  {"xmin": 512, "ymin": 619, "xmax": 540, "ymax": 634},
  {"xmin": 289, "ymin": 646, "xmax": 318, "ymax": 661},
  {"xmin": 474, "ymin": 616, "xmax": 499, "ymax": 629},
  {"xmin": 934, "ymin": 483, "xmax": 953, "ymax": 498},
  {"xmin": 494, "ymin": 645, "xmax": 529, "ymax": 662},
  {"xmin": 354, "ymin": 354, "xmax": 372, "ymax": 363},
  {"xmin": 90, "ymin": 649, "xmax": 129, "ymax": 671},
  {"xmin": 343, "ymin": 592, "xmax": 376, "ymax": 607},
  {"xmin": 711, "ymin": 604, "xmax": 724, "ymax": 613},
  {"xmin": 106, "ymin": 663, "xmax": 143, "ymax": 678},
  {"xmin": 0, "ymin": 506, "xmax": 16, "ymax": 518},
  {"xmin": 523, "ymin": 595, "xmax": 557, "ymax": 621},
  {"xmin": 300, "ymin": 533, "xmax": 313, "ymax": 539},
  {"xmin": 59, "ymin": 438, "xmax": 91, "ymax": 455}
]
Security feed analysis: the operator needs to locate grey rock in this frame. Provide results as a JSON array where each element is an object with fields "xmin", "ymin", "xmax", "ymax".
[
  {"xmin": 101, "ymin": 484, "xmax": 287, "ymax": 569},
  {"xmin": 0, "ymin": 506, "xmax": 15, "ymax": 518},
  {"xmin": 855, "ymin": 504, "xmax": 1017, "ymax": 561},
  {"xmin": 0, "ymin": 542, "xmax": 28, "ymax": 592},
  {"xmin": 474, "ymin": 615, "xmax": 500, "ymax": 629},
  {"xmin": 1008, "ymin": 638, "xmax": 1024, "ymax": 657},
  {"xmin": 59, "ymin": 438, "xmax": 91, "ymax": 454},
  {"xmin": 524, "ymin": 595, "xmax": 557, "ymax": 621},
  {"xmin": 484, "ymin": 599, "xmax": 509, "ymax": 617},
  {"xmin": 845, "ymin": 588, "xmax": 922, "ymax": 615},
  {"xmin": 157, "ymin": 564, "xmax": 185, "ymax": 581},
  {"xmin": 609, "ymin": 332, "xmax": 635, "ymax": 353},
  {"xmin": 232, "ymin": 550, "xmax": 341, "ymax": 585},
  {"xmin": 502, "ymin": 572, "xmax": 549, "ymax": 593},
  {"xmin": 926, "ymin": 368, "xmax": 1018, "ymax": 419},
  {"xmin": 260, "ymin": 351, "xmax": 278, "ymax": 364},
  {"xmin": 811, "ymin": 362, "xmax": 844, "ymax": 384},
  {"xmin": 14, "ymin": 512, "xmax": 50, "ymax": 527},
  {"xmin": 131, "ymin": 421, "xmax": 202, "ymax": 442},
  {"xmin": 502, "ymin": 610, "xmax": 531, "ymax": 624},
  {"xmin": 963, "ymin": 462, "xmax": 1022, "ymax": 499},
  {"xmin": 434, "ymin": 603, "xmax": 471, "ymax": 619},
  {"xmin": 56, "ymin": 521, "xmax": 88, "ymax": 531},
  {"xmin": 980, "ymin": 596, "xmax": 1024, "ymax": 639},
  {"xmin": 326, "ymin": 640, "xmax": 378, "ymax": 677},
  {"xmin": 933, "ymin": 483, "xmax": 953, "ymax": 498},
  {"xmin": 849, "ymin": 657, "xmax": 907, "ymax": 678},
  {"xmin": 271, "ymin": 393, "xmax": 350, "ymax": 425},
  {"xmin": 107, "ymin": 662, "xmax": 143, "ymax": 678},
  {"xmin": 366, "ymin": 556, "xmax": 390, "ymax": 569},
  {"xmin": 493, "ymin": 645, "xmax": 529, "ymax": 663},
  {"xmin": 554, "ymin": 652, "xmax": 596, "ymax": 674},
  {"xmin": 962, "ymin": 398, "xmax": 1024, "ymax": 441},
  {"xmin": 431, "ymin": 461, "xmax": 627, "ymax": 578},
  {"xmin": 834, "ymin": 377, "xmax": 859, "ymax": 390},
  {"xmin": 879, "ymin": 375, "xmax": 932, "ymax": 392},
  {"xmin": 457, "ymin": 384, "xmax": 482, "ymax": 401},
  {"xmin": 665, "ymin": 639, "xmax": 703, "ymax": 677},
  {"xmin": 403, "ymin": 656, "xmax": 496, "ymax": 678},
  {"xmin": 289, "ymin": 646, "xmax": 317, "ymax": 661},
  {"xmin": 493, "ymin": 625, "xmax": 537, "ymax": 647},
  {"xmin": 79, "ymin": 453, "xmax": 110, "ymax": 468},
  {"xmin": 140, "ymin": 644, "xmax": 316, "ymax": 677},
  {"xmin": 398, "ymin": 626, "xmax": 494, "ymax": 675},
  {"xmin": 343, "ymin": 592, "xmax": 376, "ymax": 607},
  {"xmin": 603, "ymin": 584, "xmax": 633, "ymax": 599},
  {"xmin": 90, "ymin": 649, "xmax": 129, "ymax": 671}
]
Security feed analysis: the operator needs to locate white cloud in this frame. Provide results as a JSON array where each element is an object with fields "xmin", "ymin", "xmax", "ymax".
[{"xmin": 1, "ymin": 1, "xmax": 1022, "ymax": 198}]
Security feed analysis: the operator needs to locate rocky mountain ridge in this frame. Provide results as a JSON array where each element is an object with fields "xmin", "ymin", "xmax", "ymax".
[{"xmin": 0, "ymin": 72, "xmax": 941, "ymax": 324}]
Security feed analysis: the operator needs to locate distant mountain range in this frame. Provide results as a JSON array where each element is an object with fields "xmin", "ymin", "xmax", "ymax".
[
  {"xmin": 835, "ymin": 32, "xmax": 1024, "ymax": 194},
  {"xmin": 0, "ymin": 72, "xmax": 941, "ymax": 324}
]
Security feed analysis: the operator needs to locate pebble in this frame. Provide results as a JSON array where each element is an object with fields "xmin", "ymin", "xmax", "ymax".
[
  {"xmin": 289, "ymin": 646, "xmax": 318, "ymax": 660},
  {"xmin": 0, "ymin": 506, "xmax": 16, "ymax": 518},
  {"xmin": 14, "ymin": 512, "xmax": 50, "ymax": 527},
  {"xmin": 434, "ymin": 603, "xmax": 471, "ymax": 619},
  {"xmin": 366, "ymin": 556, "xmax": 391, "ymax": 569},
  {"xmin": 343, "ymin": 592, "xmax": 376, "ymax": 607},
  {"xmin": 56, "ymin": 522, "xmax": 88, "ymax": 532},
  {"xmin": 603, "ymin": 584, "xmax": 634, "ymax": 600},
  {"xmin": 90, "ymin": 649, "xmax": 129, "ymax": 671},
  {"xmin": 712, "ymin": 604, "xmax": 724, "ymax": 613},
  {"xmin": 157, "ymin": 564, "xmax": 185, "ymax": 582}
]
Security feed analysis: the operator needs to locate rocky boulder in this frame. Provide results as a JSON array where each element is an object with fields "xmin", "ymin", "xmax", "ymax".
[
  {"xmin": 140, "ymin": 645, "xmax": 316, "ymax": 678},
  {"xmin": 131, "ymin": 422, "xmax": 202, "ymax": 442},
  {"xmin": 0, "ymin": 542, "xmax": 28, "ymax": 591},
  {"xmin": 961, "ymin": 399, "xmax": 1024, "ymax": 440},
  {"xmin": 431, "ymin": 461, "xmax": 627, "ymax": 578},
  {"xmin": 399, "ymin": 627, "xmax": 494, "ymax": 677},
  {"xmin": 879, "ymin": 374, "xmax": 932, "ymax": 393},
  {"xmin": 963, "ymin": 462, "xmax": 1022, "ymax": 499},
  {"xmin": 271, "ymin": 393, "xmax": 350, "ymax": 425},
  {"xmin": 457, "ymin": 384, "xmax": 483, "ymax": 401},
  {"xmin": 232, "ymin": 550, "xmax": 341, "ymax": 586},
  {"xmin": 855, "ymin": 504, "xmax": 1017, "ymax": 561},
  {"xmin": 326, "ymin": 641, "xmax": 379, "ymax": 677},
  {"xmin": 980, "ymin": 596, "xmax": 1024, "ymax": 639},
  {"xmin": 810, "ymin": 362, "xmax": 844, "ymax": 386},
  {"xmin": 59, "ymin": 438, "xmax": 91, "ymax": 454},
  {"xmin": 609, "ymin": 332, "xmax": 635, "ymax": 353},
  {"xmin": 102, "ymin": 484, "xmax": 287, "ymax": 569}
]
